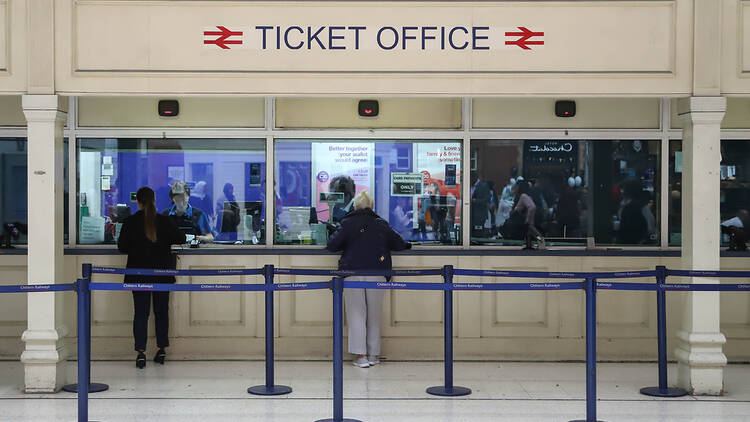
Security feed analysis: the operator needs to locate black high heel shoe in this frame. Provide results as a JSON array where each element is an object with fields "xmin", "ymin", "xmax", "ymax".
[
  {"xmin": 154, "ymin": 348, "xmax": 166, "ymax": 365},
  {"xmin": 136, "ymin": 352, "xmax": 146, "ymax": 369}
]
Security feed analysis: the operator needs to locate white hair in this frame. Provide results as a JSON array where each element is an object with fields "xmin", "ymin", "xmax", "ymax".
[{"xmin": 353, "ymin": 191, "xmax": 373, "ymax": 210}]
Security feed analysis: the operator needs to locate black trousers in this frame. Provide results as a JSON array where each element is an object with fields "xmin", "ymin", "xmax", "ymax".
[{"xmin": 132, "ymin": 291, "xmax": 170, "ymax": 352}]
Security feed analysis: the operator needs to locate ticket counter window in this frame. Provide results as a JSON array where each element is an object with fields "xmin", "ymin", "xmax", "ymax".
[
  {"xmin": 0, "ymin": 138, "xmax": 69, "ymax": 246},
  {"xmin": 470, "ymin": 140, "xmax": 660, "ymax": 247},
  {"xmin": 669, "ymin": 140, "xmax": 750, "ymax": 249},
  {"xmin": 274, "ymin": 139, "xmax": 462, "ymax": 246},
  {"xmin": 77, "ymin": 138, "xmax": 266, "ymax": 245}
]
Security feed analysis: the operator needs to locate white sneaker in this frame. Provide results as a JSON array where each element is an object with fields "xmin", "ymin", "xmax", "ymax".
[
  {"xmin": 367, "ymin": 355, "xmax": 380, "ymax": 366},
  {"xmin": 352, "ymin": 356, "xmax": 370, "ymax": 368}
]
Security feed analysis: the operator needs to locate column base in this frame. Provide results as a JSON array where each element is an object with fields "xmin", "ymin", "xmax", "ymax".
[
  {"xmin": 20, "ymin": 327, "xmax": 69, "ymax": 393},
  {"xmin": 675, "ymin": 330, "xmax": 727, "ymax": 396}
]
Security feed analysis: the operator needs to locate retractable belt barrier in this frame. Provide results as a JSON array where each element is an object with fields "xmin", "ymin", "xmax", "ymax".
[
  {"xmin": 0, "ymin": 283, "xmax": 76, "ymax": 293},
  {"xmin": 61, "ymin": 263, "xmax": 750, "ymax": 422}
]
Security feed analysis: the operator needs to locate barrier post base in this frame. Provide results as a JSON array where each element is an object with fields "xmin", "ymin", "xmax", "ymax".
[
  {"xmin": 639, "ymin": 386, "xmax": 688, "ymax": 397},
  {"xmin": 247, "ymin": 385, "xmax": 293, "ymax": 396},
  {"xmin": 425, "ymin": 386, "xmax": 472, "ymax": 397},
  {"xmin": 61, "ymin": 382, "xmax": 109, "ymax": 393},
  {"xmin": 568, "ymin": 420, "xmax": 606, "ymax": 422},
  {"xmin": 314, "ymin": 419, "xmax": 362, "ymax": 422}
]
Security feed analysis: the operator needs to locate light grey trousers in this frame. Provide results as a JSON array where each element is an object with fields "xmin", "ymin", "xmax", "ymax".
[{"xmin": 344, "ymin": 276, "xmax": 386, "ymax": 356}]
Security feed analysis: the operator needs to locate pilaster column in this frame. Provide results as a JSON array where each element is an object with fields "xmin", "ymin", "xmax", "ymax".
[
  {"xmin": 675, "ymin": 96, "xmax": 726, "ymax": 395},
  {"xmin": 20, "ymin": 95, "xmax": 69, "ymax": 393}
]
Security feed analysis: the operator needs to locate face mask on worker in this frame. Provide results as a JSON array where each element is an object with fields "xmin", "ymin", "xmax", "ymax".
[{"xmin": 173, "ymin": 195, "xmax": 187, "ymax": 215}]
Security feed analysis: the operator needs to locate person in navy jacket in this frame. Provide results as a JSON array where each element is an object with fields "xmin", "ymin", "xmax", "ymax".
[{"xmin": 326, "ymin": 191, "xmax": 411, "ymax": 368}]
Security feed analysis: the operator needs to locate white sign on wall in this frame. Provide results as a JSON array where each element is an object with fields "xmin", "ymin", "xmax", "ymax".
[{"xmin": 74, "ymin": 3, "xmax": 677, "ymax": 74}]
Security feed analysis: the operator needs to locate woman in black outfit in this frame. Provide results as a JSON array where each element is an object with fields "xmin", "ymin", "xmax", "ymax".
[{"xmin": 118, "ymin": 187, "xmax": 186, "ymax": 368}]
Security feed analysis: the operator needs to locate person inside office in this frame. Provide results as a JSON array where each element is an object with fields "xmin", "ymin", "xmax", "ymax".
[
  {"xmin": 328, "ymin": 175, "xmax": 356, "ymax": 224},
  {"xmin": 162, "ymin": 181, "xmax": 214, "ymax": 244}
]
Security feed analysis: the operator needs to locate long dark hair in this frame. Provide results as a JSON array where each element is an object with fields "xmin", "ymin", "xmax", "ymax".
[{"xmin": 136, "ymin": 187, "xmax": 157, "ymax": 242}]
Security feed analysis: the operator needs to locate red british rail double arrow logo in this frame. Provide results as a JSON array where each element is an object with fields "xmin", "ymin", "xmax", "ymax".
[
  {"xmin": 203, "ymin": 26, "xmax": 243, "ymax": 49},
  {"xmin": 505, "ymin": 27, "xmax": 544, "ymax": 50}
]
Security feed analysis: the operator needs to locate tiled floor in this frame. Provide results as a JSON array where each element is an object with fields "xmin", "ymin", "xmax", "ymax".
[{"xmin": 2, "ymin": 360, "xmax": 750, "ymax": 421}]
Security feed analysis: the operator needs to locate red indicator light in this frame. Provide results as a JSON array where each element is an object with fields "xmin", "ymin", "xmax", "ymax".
[
  {"xmin": 164, "ymin": 111, "xmax": 173, "ymax": 115},
  {"xmin": 364, "ymin": 109, "xmax": 372, "ymax": 114}
]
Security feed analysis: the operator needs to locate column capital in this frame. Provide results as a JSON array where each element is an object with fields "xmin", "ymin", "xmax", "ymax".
[
  {"xmin": 677, "ymin": 97, "xmax": 726, "ymax": 119},
  {"xmin": 21, "ymin": 95, "xmax": 68, "ymax": 123}
]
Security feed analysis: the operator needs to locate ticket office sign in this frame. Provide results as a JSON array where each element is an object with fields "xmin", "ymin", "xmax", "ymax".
[{"xmin": 73, "ymin": 2, "xmax": 678, "ymax": 74}]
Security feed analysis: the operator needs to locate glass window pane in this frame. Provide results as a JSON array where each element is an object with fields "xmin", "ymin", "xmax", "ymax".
[
  {"xmin": 669, "ymin": 140, "xmax": 750, "ymax": 250},
  {"xmin": 77, "ymin": 138, "xmax": 266, "ymax": 245},
  {"xmin": 0, "ymin": 138, "xmax": 68, "ymax": 246},
  {"xmin": 471, "ymin": 140, "xmax": 660, "ymax": 247},
  {"xmin": 274, "ymin": 139, "xmax": 462, "ymax": 246},
  {"xmin": 668, "ymin": 140, "xmax": 682, "ymax": 246}
]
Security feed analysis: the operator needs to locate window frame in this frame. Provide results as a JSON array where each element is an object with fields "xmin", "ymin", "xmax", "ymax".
[{"xmin": 4, "ymin": 96, "xmax": 747, "ymax": 251}]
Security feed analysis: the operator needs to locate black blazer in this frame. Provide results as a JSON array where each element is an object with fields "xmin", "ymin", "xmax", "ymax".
[
  {"xmin": 117, "ymin": 211, "xmax": 186, "ymax": 283},
  {"xmin": 326, "ymin": 208, "xmax": 409, "ymax": 272}
]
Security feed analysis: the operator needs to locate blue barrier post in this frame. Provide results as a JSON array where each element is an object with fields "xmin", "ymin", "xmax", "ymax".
[
  {"xmin": 76, "ymin": 279, "xmax": 90, "ymax": 422},
  {"xmin": 640, "ymin": 266, "xmax": 687, "ymax": 397},
  {"xmin": 64, "ymin": 264, "xmax": 109, "ymax": 394},
  {"xmin": 570, "ymin": 278, "xmax": 605, "ymax": 422},
  {"xmin": 427, "ymin": 265, "xmax": 471, "ymax": 397},
  {"xmin": 249, "ymin": 265, "xmax": 292, "ymax": 396},
  {"xmin": 316, "ymin": 277, "xmax": 361, "ymax": 422}
]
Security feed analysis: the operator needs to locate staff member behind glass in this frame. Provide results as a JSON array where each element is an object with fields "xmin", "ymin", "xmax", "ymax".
[
  {"xmin": 118, "ymin": 187, "xmax": 186, "ymax": 368},
  {"xmin": 326, "ymin": 191, "xmax": 411, "ymax": 368},
  {"xmin": 162, "ymin": 181, "xmax": 214, "ymax": 243}
]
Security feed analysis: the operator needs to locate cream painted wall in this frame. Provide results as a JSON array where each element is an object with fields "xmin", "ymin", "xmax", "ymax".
[
  {"xmin": 671, "ymin": 97, "xmax": 750, "ymax": 128},
  {"xmin": 2, "ymin": 253, "xmax": 748, "ymax": 362},
  {"xmin": 77, "ymin": 97, "xmax": 264, "ymax": 127},
  {"xmin": 721, "ymin": 0, "xmax": 750, "ymax": 95},
  {"xmin": 0, "ymin": 95, "xmax": 24, "ymax": 126},
  {"xmin": 0, "ymin": 0, "xmax": 747, "ymax": 96},
  {"xmin": 0, "ymin": 0, "xmax": 26, "ymax": 94},
  {"xmin": 276, "ymin": 98, "xmax": 461, "ymax": 128},
  {"xmin": 472, "ymin": 98, "xmax": 660, "ymax": 129},
  {"xmin": 0, "ymin": 1, "xmax": 7, "ymax": 72}
]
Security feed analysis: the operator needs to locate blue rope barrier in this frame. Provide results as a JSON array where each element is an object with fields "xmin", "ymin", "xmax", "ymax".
[
  {"xmin": 452, "ymin": 282, "xmax": 584, "ymax": 291},
  {"xmin": 76, "ymin": 262, "xmax": 750, "ymax": 422},
  {"xmin": 274, "ymin": 268, "xmax": 443, "ymax": 277},
  {"xmin": 274, "ymin": 281, "xmax": 331, "ymax": 291},
  {"xmin": 453, "ymin": 268, "xmax": 657, "ymax": 279},
  {"xmin": 661, "ymin": 283, "xmax": 750, "ymax": 291},
  {"xmin": 84, "ymin": 276, "xmax": 750, "ymax": 293},
  {"xmin": 91, "ymin": 267, "xmax": 263, "ymax": 276},
  {"xmin": 89, "ymin": 282, "xmax": 267, "ymax": 292},
  {"xmin": 342, "ymin": 281, "xmax": 588, "ymax": 291},
  {"xmin": 667, "ymin": 269, "xmax": 750, "ymax": 278},
  {"xmin": 343, "ymin": 281, "xmax": 448, "ymax": 290},
  {"xmin": 596, "ymin": 282, "xmax": 658, "ymax": 291},
  {"xmin": 0, "ymin": 283, "xmax": 76, "ymax": 293}
]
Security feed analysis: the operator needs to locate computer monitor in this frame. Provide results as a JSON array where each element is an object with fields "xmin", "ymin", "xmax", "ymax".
[
  {"xmin": 320, "ymin": 192, "xmax": 345, "ymax": 203},
  {"xmin": 112, "ymin": 204, "xmax": 131, "ymax": 223}
]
